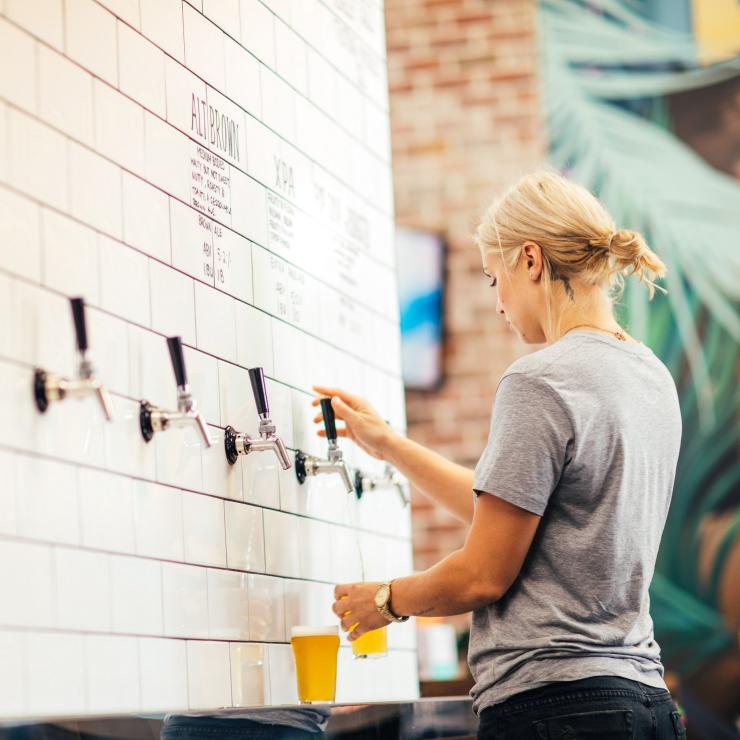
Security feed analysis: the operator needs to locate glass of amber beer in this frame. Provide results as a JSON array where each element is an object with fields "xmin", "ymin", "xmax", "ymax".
[
  {"xmin": 290, "ymin": 625, "xmax": 340, "ymax": 703},
  {"xmin": 338, "ymin": 594, "xmax": 389, "ymax": 659},
  {"xmin": 351, "ymin": 624, "xmax": 388, "ymax": 659}
]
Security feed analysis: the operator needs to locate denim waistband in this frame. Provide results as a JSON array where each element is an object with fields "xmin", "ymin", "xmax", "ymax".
[{"xmin": 482, "ymin": 675, "xmax": 672, "ymax": 717}]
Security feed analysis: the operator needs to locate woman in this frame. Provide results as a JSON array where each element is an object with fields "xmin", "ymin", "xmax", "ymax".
[{"xmin": 315, "ymin": 170, "xmax": 686, "ymax": 739}]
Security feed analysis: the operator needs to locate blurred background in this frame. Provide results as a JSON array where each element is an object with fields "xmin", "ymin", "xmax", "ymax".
[{"xmin": 389, "ymin": 1, "xmax": 740, "ymax": 737}]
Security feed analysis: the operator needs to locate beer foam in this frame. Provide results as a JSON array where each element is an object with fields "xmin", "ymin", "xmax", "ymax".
[{"xmin": 290, "ymin": 625, "xmax": 339, "ymax": 638}]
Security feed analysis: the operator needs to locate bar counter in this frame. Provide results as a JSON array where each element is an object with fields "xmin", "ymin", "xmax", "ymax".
[{"xmin": 0, "ymin": 697, "xmax": 477, "ymax": 739}]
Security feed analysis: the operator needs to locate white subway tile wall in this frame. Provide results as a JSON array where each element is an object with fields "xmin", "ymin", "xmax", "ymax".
[
  {"xmin": 0, "ymin": 0, "xmax": 416, "ymax": 718},
  {"xmin": 139, "ymin": 636, "xmax": 189, "ymax": 711},
  {"xmin": 4, "ymin": 0, "xmax": 64, "ymax": 50}
]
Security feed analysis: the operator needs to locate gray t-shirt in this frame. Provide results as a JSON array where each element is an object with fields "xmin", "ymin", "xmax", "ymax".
[{"xmin": 469, "ymin": 330, "xmax": 682, "ymax": 714}]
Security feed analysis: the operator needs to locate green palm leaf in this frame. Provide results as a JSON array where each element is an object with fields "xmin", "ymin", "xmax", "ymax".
[{"xmin": 539, "ymin": 0, "xmax": 740, "ymax": 676}]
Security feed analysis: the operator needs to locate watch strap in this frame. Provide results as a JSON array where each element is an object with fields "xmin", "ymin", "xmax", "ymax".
[{"xmin": 377, "ymin": 581, "xmax": 409, "ymax": 623}]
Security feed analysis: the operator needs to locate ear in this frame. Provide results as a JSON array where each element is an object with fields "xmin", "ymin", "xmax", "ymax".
[{"xmin": 522, "ymin": 241, "xmax": 543, "ymax": 280}]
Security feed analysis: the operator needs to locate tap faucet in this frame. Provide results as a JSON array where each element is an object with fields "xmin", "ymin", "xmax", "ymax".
[
  {"xmin": 33, "ymin": 297, "xmax": 114, "ymax": 420},
  {"xmin": 295, "ymin": 398, "xmax": 354, "ymax": 494},
  {"xmin": 139, "ymin": 336, "xmax": 212, "ymax": 446},
  {"xmin": 353, "ymin": 463, "xmax": 410, "ymax": 507},
  {"xmin": 224, "ymin": 367, "xmax": 291, "ymax": 470}
]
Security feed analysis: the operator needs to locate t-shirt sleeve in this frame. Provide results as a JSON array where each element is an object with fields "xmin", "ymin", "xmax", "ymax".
[{"xmin": 473, "ymin": 373, "xmax": 574, "ymax": 516}]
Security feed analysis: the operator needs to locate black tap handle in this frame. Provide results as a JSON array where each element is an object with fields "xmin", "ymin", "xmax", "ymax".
[
  {"xmin": 320, "ymin": 398, "xmax": 337, "ymax": 442},
  {"xmin": 249, "ymin": 367, "xmax": 269, "ymax": 416},
  {"xmin": 167, "ymin": 336, "xmax": 188, "ymax": 387},
  {"xmin": 70, "ymin": 297, "xmax": 88, "ymax": 353}
]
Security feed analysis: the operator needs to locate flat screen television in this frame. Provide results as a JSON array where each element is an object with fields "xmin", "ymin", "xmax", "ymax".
[{"xmin": 395, "ymin": 226, "xmax": 446, "ymax": 391}]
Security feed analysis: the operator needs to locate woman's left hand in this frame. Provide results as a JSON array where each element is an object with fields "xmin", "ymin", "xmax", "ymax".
[{"xmin": 332, "ymin": 582, "xmax": 390, "ymax": 639}]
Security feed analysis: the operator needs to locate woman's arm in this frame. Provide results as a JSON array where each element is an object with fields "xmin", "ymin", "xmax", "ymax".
[
  {"xmin": 383, "ymin": 435, "xmax": 475, "ymax": 524},
  {"xmin": 311, "ymin": 385, "xmax": 474, "ymax": 523},
  {"xmin": 390, "ymin": 493, "xmax": 540, "ymax": 616},
  {"xmin": 333, "ymin": 493, "xmax": 542, "ymax": 633}
]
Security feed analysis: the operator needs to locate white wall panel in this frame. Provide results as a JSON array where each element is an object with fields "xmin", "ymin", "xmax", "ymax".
[{"xmin": 0, "ymin": 0, "xmax": 416, "ymax": 717}]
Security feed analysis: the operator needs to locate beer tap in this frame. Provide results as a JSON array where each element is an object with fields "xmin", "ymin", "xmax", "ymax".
[
  {"xmin": 139, "ymin": 336, "xmax": 212, "ymax": 446},
  {"xmin": 354, "ymin": 463, "xmax": 410, "ymax": 506},
  {"xmin": 224, "ymin": 367, "xmax": 291, "ymax": 469},
  {"xmin": 295, "ymin": 398, "xmax": 354, "ymax": 494},
  {"xmin": 33, "ymin": 297, "xmax": 114, "ymax": 420}
]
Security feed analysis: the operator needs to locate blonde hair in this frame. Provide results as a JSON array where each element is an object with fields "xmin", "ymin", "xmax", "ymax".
[{"xmin": 474, "ymin": 169, "xmax": 668, "ymax": 339}]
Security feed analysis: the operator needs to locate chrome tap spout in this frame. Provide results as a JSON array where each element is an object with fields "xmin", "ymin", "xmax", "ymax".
[
  {"xmin": 33, "ymin": 298, "xmax": 114, "ymax": 421},
  {"xmin": 139, "ymin": 337, "xmax": 213, "ymax": 446},
  {"xmin": 223, "ymin": 368, "xmax": 292, "ymax": 470}
]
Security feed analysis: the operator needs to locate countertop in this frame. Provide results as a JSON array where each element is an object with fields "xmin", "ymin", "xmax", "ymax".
[{"xmin": 0, "ymin": 697, "xmax": 478, "ymax": 739}]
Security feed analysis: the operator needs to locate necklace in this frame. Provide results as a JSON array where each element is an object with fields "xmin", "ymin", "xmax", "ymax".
[{"xmin": 561, "ymin": 323, "xmax": 628, "ymax": 342}]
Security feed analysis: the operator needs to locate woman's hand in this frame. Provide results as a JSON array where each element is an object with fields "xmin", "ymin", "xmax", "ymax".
[
  {"xmin": 332, "ymin": 582, "xmax": 390, "ymax": 640},
  {"xmin": 311, "ymin": 385, "xmax": 399, "ymax": 461}
]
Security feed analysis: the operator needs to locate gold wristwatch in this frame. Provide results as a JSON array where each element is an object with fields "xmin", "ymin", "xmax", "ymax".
[{"xmin": 374, "ymin": 581, "xmax": 409, "ymax": 623}]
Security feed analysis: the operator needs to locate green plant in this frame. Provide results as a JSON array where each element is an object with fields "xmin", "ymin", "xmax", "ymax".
[{"xmin": 538, "ymin": 0, "xmax": 740, "ymax": 676}]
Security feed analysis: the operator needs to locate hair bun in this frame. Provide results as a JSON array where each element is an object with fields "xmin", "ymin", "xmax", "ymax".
[
  {"xmin": 608, "ymin": 228, "xmax": 643, "ymax": 257},
  {"xmin": 606, "ymin": 228, "xmax": 668, "ymax": 298}
]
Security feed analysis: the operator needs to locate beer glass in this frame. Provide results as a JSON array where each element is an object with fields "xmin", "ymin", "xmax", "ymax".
[
  {"xmin": 351, "ymin": 624, "xmax": 388, "ymax": 659},
  {"xmin": 290, "ymin": 625, "xmax": 340, "ymax": 703},
  {"xmin": 339, "ymin": 594, "xmax": 389, "ymax": 659}
]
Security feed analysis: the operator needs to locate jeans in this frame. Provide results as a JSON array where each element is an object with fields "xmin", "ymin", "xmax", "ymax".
[
  {"xmin": 161, "ymin": 716, "xmax": 319, "ymax": 739},
  {"xmin": 477, "ymin": 675, "xmax": 686, "ymax": 739}
]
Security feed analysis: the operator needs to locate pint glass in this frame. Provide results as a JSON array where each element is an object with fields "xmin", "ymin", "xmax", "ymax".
[
  {"xmin": 290, "ymin": 625, "xmax": 340, "ymax": 703},
  {"xmin": 338, "ymin": 594, "xmax": 389, "ymax": 659},
  {"xmin": 351, "ymin": 625, "xmax": 388, "ymax": 659}
]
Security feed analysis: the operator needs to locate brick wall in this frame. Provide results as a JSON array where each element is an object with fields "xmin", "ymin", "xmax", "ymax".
[{"xmin": 385, "ymin": 0, "xmax": 547, "ymax": 571}]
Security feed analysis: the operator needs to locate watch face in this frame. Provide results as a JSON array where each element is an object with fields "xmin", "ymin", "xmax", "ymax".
[{"xmin": 374, "ymin": 584, "xmax": 390, "ymax": 609}]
